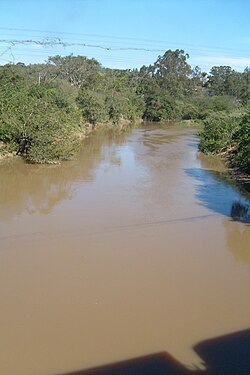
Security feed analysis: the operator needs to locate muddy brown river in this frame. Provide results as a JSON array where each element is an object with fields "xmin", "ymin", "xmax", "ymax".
[{"xmin": 0, "ymin": 124, "xmax": 249, "ymax": 375}]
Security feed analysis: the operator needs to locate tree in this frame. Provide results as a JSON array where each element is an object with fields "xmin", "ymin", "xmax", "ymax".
[
  {"xmin": 153, "ymin": 49, "xmax": 192, "ymax": 97},
  {"xmin": 138, "ymin": 50, "xmax": 193, "ymax": 120},
  {"xmin": 233, "ymin": 111, "xmax": 250, "ymax": 172},
  {"xmin": 191, "ymin": 66, "xmax": 207, "ymax": 87},
  {"xmin": 47, "ymin": 55, "xmax": 104, "ymax": 89},
  {"xmin": 242, "ymin": 67, "xmax": 250, "ymax": 103},
  {"xmin": 76, "ymin": 88, "xmax": 108, "ymax": 125},
  {"xmin": 208, "ymin": 66, "xmax": 246, "ymax": 98}
]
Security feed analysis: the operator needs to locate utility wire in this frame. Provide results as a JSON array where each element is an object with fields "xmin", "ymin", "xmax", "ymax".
[
  {"xmin": 0, "ymin": 38, "xmax": 165, "ymax": 53},
  {"xmin": 0, "ymin": 26, "xmax": 249, "ymax": 55},
  {"xmin": 1, "ymin": 37, "xmax": 249, "ymax": 60},
  {"xmin": 0, "ymin": 35, "xmax": 249, "ymax": 71}
]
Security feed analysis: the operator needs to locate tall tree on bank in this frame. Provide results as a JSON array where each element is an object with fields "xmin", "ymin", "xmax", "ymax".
[
  {"xmin": 47, "ymin": 55, "xmax": 104, "ymax": 89},
  {"xmin": 139, "ymin": 49, "xmax": 192, "ymax": 120},
  {"xmin": 153, "ymin": 49, "xmax": 192, "ymax": 96},
  {"xmin": 208, "ymin": 66, "xmax": 247, "ymax": 99}
]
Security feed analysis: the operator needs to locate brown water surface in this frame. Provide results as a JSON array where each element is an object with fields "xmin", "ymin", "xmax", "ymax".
[{"xmin": 0, "ymin": 125, "xmax": 249, "ymax": 375}]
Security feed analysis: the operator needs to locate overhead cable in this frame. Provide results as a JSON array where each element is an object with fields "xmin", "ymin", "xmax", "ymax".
[{"xmin": 0, "ymin": 38, "xmax": 165, "ymax": 53}]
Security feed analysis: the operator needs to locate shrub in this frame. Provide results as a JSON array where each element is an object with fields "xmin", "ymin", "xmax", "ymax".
[
  {"xmin": 233, "ymin": 111, "xmax": 250, "ymax": 172},
  {"xmin": 199, "ymin": 112, "xmax": 241, "ymax": 154}
]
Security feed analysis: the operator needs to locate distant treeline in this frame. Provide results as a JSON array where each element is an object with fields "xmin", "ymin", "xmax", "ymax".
[{"xmin": 0, "ymin": 50, "xmax": 249, "ymax": 170}]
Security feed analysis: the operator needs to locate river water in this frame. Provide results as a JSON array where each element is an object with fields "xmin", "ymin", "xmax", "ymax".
[{"xmin": 0, "ymin": 124, "xmax": 249, "ymax": 375}]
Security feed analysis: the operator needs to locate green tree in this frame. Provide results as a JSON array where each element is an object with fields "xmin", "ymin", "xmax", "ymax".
[
  {"xmin": 76, "ymin": 88, "xmax": 108, "ymax": 125},
  {"xmin": 208, "ymin": 66, "xmax": 246, "ymax": 98},
  {"xmin": 138, "ymin": 50, "xmax": 193, "ymax": 120},
  {"xmin": 47, "ymin": 55, "xmax": 104, "ymax": 89},
  {"xmin": 153, "ymin": 49, "xmax": 192, "ymax": 97},
  {"xmin": 242, "ymin": 67, "xmax": 250, "ymax": 103},
  {"xmin": 233, "ymin": 111, "xmax": 250, "ymax": 172},
  {"xmin": 191, "ymin": 66, "xmax": 207, "ymax": 87}
]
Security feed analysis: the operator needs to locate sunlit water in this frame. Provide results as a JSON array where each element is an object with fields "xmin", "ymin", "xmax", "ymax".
[{"xmin": 0, "ymin": 125, "xmax": 249, "ymax": 375}]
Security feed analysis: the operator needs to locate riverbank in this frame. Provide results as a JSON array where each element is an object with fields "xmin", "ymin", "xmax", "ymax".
[
  {"xmin": 0, "ymin": 118, "xmax": 141, "ymax": 163},
  {"xmin": 2, "ymin": 119, "xmax": 249, "ymax": 195},
  {"xmin": 0, "ymin": 142, "xmax": 16, "ymax": 161},
  {"xmin": 210, "ymin": 146, "xmax": 250, "ymax": 194},
  {"xmin": 226, "ymin": 163, "xmax": 250, "ymax": 193}
]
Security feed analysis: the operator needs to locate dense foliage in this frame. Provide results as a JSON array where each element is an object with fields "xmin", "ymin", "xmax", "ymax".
[
  {"xmin": 199, "ymin": 109, "xmax": 250, "ymax": 174},
  {"xmin": 0, "ymin": 51, "xmax": 249, "ymax": 170},
  {"xmin": 199, "ymin": 112, "xmax": 242, "ymax": 154},
  {"xmin": 0, "ymin": 64, "xmax": 81, "ymax": 163},
  {"xmin": 233, "ymin": 111, "xmax": 250, "ymax": 172}
]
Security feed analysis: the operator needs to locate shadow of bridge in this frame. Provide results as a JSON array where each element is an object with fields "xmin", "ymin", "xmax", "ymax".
[{"xmin": 58, "ymin": 329, "xmax": 250, "ymax": 375}]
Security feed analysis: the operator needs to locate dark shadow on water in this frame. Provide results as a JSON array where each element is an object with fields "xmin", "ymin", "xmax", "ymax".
[
  {"xmin": 58, "ymin": 329, "xmax": 250, "ymax": 375},
  {"xmin": 184, "ymin": 168, "xmax": 250, "ymax": 222},
  {"xmin": 230, "ymin": 200, "xmax": 250, "ymax": 223},
  {"xmin": 194, "ymin": 329, "xmax": 250, "ymax": 374},
  {"xmin": 60, "ymin": 352, "xmax": 189, "ymax": 375}
]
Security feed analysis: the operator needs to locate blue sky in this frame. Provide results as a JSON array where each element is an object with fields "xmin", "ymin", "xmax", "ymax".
[{"xmin": 0, "ymin": 0, "xmax": 250, "ymax": 72}]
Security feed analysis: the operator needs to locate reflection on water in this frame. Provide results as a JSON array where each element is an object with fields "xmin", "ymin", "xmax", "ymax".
[
  {"xmin": 0, "ymin": 129, "xmax": 130, "ymax": 218},
  {"xmin": 141, "ymin": 132, "xmax": 179, "ymax": 153},
  {"xmin": 0, "ymin": 160, "xmax": 73, "ymax": 217},
  {"xmin": 0, "ymin": 124, "xmax": 250, "ymax": 375},
  {"xmin": 184, "ymin": 155, "xmax": 250, "ymax": 266},
  {"xmin": 197, "ymin": 152, "xmax": 228, "ymax": 172},
  {"xmin": 184, "ymin": 168, "xmax": 250, "ymax": 221}
]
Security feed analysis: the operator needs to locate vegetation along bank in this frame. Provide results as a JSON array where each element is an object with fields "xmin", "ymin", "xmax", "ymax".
[{"xmin": 0, "ymin": 50, "xmax": 249, "ymax": 188}]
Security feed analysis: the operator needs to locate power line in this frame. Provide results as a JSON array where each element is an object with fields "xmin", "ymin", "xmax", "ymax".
[
  {"xmin": 0, "ymin": 27, "xmax": 249, "ymax": 56},
  {"xmin": 1, "ymin": 37, "xmax": 249, "ymax": 61},
  {"xmin": 0, "ymin": 38, "xmax": 165, "ymax": 53},
  {"xmin": 0, "ymin": 34, "xmax": 249, "ymax": 71}
]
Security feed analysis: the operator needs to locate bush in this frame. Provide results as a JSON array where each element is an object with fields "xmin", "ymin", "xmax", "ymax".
[
  {"xmin": 233, "ymin": 111, "xmax": 250, "ymax": 172},
  {"xmin": 199, "ymin": 112, "xmax": 241, "ymax": 154},
  {"xmin": 0, "ymin": 68, "xmax": 81, "ymax": 163}
]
